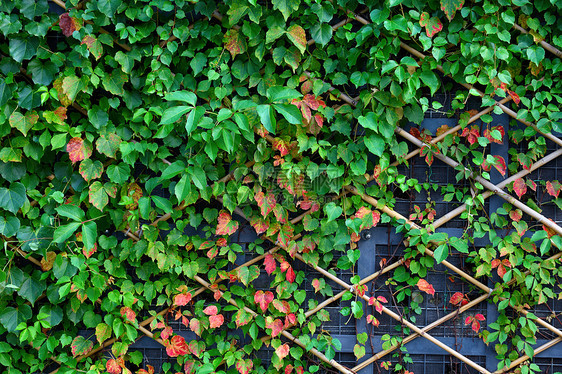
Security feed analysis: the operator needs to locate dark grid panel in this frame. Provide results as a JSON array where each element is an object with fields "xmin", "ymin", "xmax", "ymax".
[
  {"xmin": 393, "ymin": 157, "xmax": 489, "ymax": 229},
  {"xmin": 402, "ymin": 354, "xmax": 487, "ymax": 374},
  {"xmin": 535, "ymin": 357, "xmax": 562, "ymax": 374},
  {"xmin": 372, "ymin": 243, "xmax": 486, "ymax": 338},
  {"xmin": 530, "ymin": 297, "xmax": 562, "ymax": 341}
]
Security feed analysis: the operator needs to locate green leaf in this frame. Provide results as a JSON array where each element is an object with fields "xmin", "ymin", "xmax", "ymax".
[
  {"xmin": 433, "ymin": 243, "xmax": 449, "ymax": 263},
  {"xmin": 358, "ymin": 112, "xmax": 378, "ymax": 131},
  {"xmin": 0, "ymin": 215, "xmax": 20, "ymax": 237},
  {"xmin": 96, "ymin": 134, "xmax": 122, "ymax": 158},
  {"xmin": 164, "ymin": 91, "xmax": 197, "ymax": 105},
  {"xmin": 440, "ymin": 0, "xmax": 464, "ymax": 21},
  {"xmin": 0, "ymin": 81, "xmax": 13, "ymax": 107},
  {"xmin": 364, "ymin": 134, "xmax": 385, "ymax": 157},
  {"xmin": 271, "ymin": 0, "xmax": 300, "ymax": 21},
  {"xmin": 9, "ymin": 37, "xmax": 39, "ymax": 63},
  {"xmin": 102, "ymin": 69, "xmax": 128, "ymax": 96},
  {"xmin": 161, "ymin": 106, "xmax": 192, "ymax": 125},
  {"xmin": 266, "ymin": 27, "xmax": 285, "ymax": 44},
  {"xmin": 160, "ymin": 160, "xmax": 186, "ymax": 180},
  {"xmin": 324, "ymin": 202, "xmax": 343, "ymax": 222},
  {"xmin": 310, "ymin": 23, "xmax": 333, "ymax": 46},
  {"xmin": 273, "ymin": 104, "xmax": 302, "ymax": 124},
  {"xmin": 95, "ymin": 323, "xmax": 112, "ymax": 345},
  {"xmin": 82, "ymin": 221, "xmax": 97, "ymax": 250},
  {"xmin": 38, "ymin": 305, "xmax": 63, "ymax": 328},
  {"xmin": 53, "ymin": 222, "xmax": 81, "ymax": 244},
  {"xmin": 256, "ymin": 104, "xmax": 276, "ymax": 133},
  {"xmin": 107, "ymin": 164, "xmax": 130, "ymax": 184},
  {"xmin": 27, "ymin": 59, "xmax": 57, "ymax": 86},
  {"xmin": 526, "ymin": 46, "xmax": 545, "ymax": 66},
  {"xmin": 185, "ymin": 106, "xmax": 205, "ymax": 134},
  {"xmin": 56, "ymin": 205, "xmax": 85, "ymax": 222},
  {"xmin": 449, "ymin": 237, "xmax": 468, "ymax": 253},
  {"xmin": 62, "ymin": 75, "xmax": 86, "ymax": 103},
  {"xmin": 189, "ymin": 165, "xmax": 207, "ymax": 190},
  {"xmin": 0, "ymin": 182, "xmax": 26, "ymax": 215},
  {"xmin": 21, "ymin": 0, "xmax": 49, "ymax": 20},
  {"xmin": 0, "ymin": 305, "xmax": 31, "ymax": 332},
  {"xmin": 79, "ymin": 159, "xmax": 104, "ymax": 182},
  {"xmin": 97, "ymin": 0, "xmax": 120, "ymax": 17},
  {"xmin": 9, "ymin": 111, "xmax": 39, "ymax": 136},
  {"xmin": 267, "ymin": 86, "xmax": 302, "ymax": 102},
  {"xmin": 420, "ymin": 70, "xmax": 439, "ymax": 95},
  {"xmin": 18, "ymin": 274, "xmax": 45, "ymax": 305},
  {"xmin": 175, "ymin": 174, "xmax": 193, "ymax": 203}
]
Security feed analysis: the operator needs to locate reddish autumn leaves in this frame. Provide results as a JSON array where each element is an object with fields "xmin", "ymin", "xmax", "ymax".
[
  {"xmin": 254, "ymin": 290, "xmax": 274, "ymax": 312},
  {"xmin": 216, "ymin": 211, "xmax": 239, "ymax": 235},
  {"xmin": 465, "ymin": 314, "xmax": 486, "ymax": 333}
]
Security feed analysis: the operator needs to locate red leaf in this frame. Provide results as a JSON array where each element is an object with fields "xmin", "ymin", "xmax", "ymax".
[
  {"xmin": 216, "ymin": 211, "xmax": 239, "ymax": 235},
  {"xmin": 492, "ymin": 155, "xmax": 506, "ymax": 176},
  {"xmin": 273, "ymin": 299, "xmax": 290, "ymax": 314},
  {"xmin": 509, "ymin": 209, "xmax": 523, "ymax": 222},
  {"xmin": 174, "ymin": 293, "xmax": 192, "ymax": 306},
  {"xmin": 264, "ymin": 254, "xmax": 276, "ymax": 275},
  {"xmin": 546, "ymin": 181, "xmax": 562, "ymax": 198},
  {"xmin": 255, "ymin": 191, "xmax": 277, "ymax": 217},
  {"xmin": 137, "ymin": 365, "xmax": 154, "ymax": 374},
  {"xmin": 216, "ymin": 238, "xmax": 227, "ymax": 247},
  {"xmin": 513, "ymin": 178, "xmax": 527, "ymax": 199},
  {"xmin": 209, "ymin": 314, "xmax": 224, "ymax": 328},
  {"xmin": 286, "ymin": 266, "xmax": 296, "ymax": 283},
  {"xmin": 302, "ymin": 94, "xmax": 326, "ymax": 110},
  {"xmin": 120, "ymin": 307, "xmax": 136, "ymax": 323},
  {"xmin": 275, "ymin": 343, "xmax": 290, "ymax": 360},
  {"xmin": 474, "ymin": 313, "xmax": 486, "ymax": 321},
  {"xmin": 285, "ymin": 313, "xmax": 297, "ymax": 327},
  {"xmin": 236, "ymin": 359, "xmax": 253, "ymax": 374},
  {"xmin": 273, "ymin": 204, "xmax": 288, "ymax": 224},
  {"xmin": 449, "ymin": 292, "xmax": 465, "ymax": 306},
  {"xmin": 419, "ymin": 12, "xmax": 443, "ymax": 37},
  {"xmin": 161, "ymin": 326, "xmax": 173, "ymax": 340},
  {"xmin": 224, "ymin": 28, "xmax": 246, "ymax": 58},
  {"xmin": 165, "ymin": 335, "xmax": 189, "ymax": 357},
  {"xmin": 472, "ymin": 320, "xmax": 481, "ymax": 332},
  {"xmin": 207, "ymin": 246, "xmax": 218, "ymax": 259},
  {"xmin": 67, "ymin": 137, "xmax": 92, "ymax": 163},
  {"xmin": 273, "ymin": 138, "xmax": 290, "ymax": 156},
  {"xmin": 254, "ymin": 290, "xmax": 274, "ymax": 312},
  {"xmin": 508, "ymin": 90, "xmax": 521, "ymax": 105},
  {"xmin": 285, "ymin": 364, "xmax": 294, "ymax": 374},
  {"xmin": 203, "ymin": 305, "xmax": 218, "ymax": 316},
  {"xmin": 367, "ymin": 315, "xmax": 380, "ymax": 327},
  {"xmin": 517, "ymin": 153, "xmax": 532, "ymax": 170},
  {"xmin": 250, "ymin": 216, "xmax": 269, "ymax": 235},
  {"xmin": 106, "ymin": 359, "xmax": 121, "ymax": 374},
  {"xmin": 266, "ymin": 318, "xmax": 284, "ymax": 337},
  {"xmin": 59, "ymin": 13, "xmax": 78, "ymax": 37},
  {"xmin": 416, "ymin": 279, "xmax": 435, "ymax": 296},
  {"xmin": 311, "ymin": 279, "xmax": 321, "ymax": 292},
  {"xmin": 465, "ymin": 316, "xmax": 473, "ymax": 325}
]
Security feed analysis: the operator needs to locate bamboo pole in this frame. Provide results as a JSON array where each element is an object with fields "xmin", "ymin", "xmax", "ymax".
[
  {"xmin": 353, "ymin": 292, "xmax": 491, "ymax": 371},
  {"xmin": 433, "ymin": 147, "xmax": 562, "ymax": 228},
  {"xmin": 397, "ymin": 127, "xmax": 562, "ymax": 237},
  {"xmin": 495, "ymin": 336, "xmax": 562, "ymax": 373},
  {"xmin": 512, "ymin": 23, "xmax": 562, "ymax": 59},
  {"xmin": 291, "ymin": 253, "xmax": 492, "ymax": 374},
  {"xmin": 193, "ymin": 275, "xmax": 356, "ymax": 374}
]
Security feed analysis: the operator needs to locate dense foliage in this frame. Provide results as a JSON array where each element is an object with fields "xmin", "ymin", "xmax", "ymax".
[{"xmin": 1, "ymin": 0, "xmax": 562, "ymax": 373}]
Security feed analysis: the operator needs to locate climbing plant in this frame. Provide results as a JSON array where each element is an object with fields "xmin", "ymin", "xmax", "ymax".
[{"xmin": 1, "ymin": 0, "xmax": 562, "ymax": 374}]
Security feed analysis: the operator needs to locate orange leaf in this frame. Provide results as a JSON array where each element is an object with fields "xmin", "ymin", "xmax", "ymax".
[
  {"xmin": 449, "ymin": 292, "xmax": 465, "ymax": 306},
  {"xmin": 67, "ymin": 137, "xmax": 92, "ymax": 163},
  {"xmin": 120, "ymin": 307, "xmax": 136, "ymax": 323},
  {"xmin": 416, "ymin": 279, "xmax": 435, "ymax": 296},
  {"xmin": 174, "ymin": 293, "xmax": 192, "ymax": 306},
  {"xmin": 106, "ymin": 359, "xmax": 121, "ymax": 374},
  {"xmin": 209, "ymin": 314, "xmax": 224, "ymax": 328},
  {"xmin": 203, "ymin": 305, "xmax": 218, "ymax": 316}
]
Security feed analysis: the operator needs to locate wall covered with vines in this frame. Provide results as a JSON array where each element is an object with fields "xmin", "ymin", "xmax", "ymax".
[{"xmin": 1, "ymin": 0, "xmax": 562, "ymax": 373}]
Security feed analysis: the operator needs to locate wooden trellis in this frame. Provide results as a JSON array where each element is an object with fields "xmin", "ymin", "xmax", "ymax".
[{"xmin": 11, "ymin": 2, "xmax": 562, "ymax": 374}]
